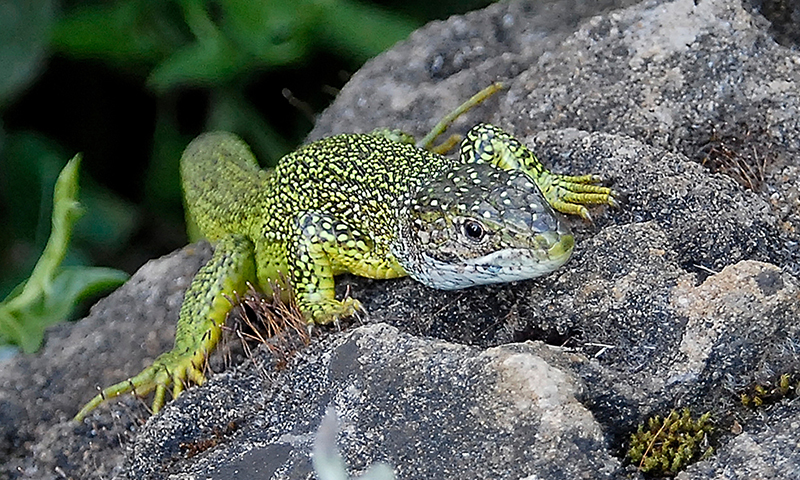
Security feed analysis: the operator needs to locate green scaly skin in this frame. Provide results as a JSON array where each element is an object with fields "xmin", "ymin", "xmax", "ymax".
[{"xmin": 75, "ymin": 95, "xmax": 616, "ymax": 421}]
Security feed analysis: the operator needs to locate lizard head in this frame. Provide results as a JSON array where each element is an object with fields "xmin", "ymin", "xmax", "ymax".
[{"xmin": 394, "ymin": 162, "xmax": 574, "ymax": 290}]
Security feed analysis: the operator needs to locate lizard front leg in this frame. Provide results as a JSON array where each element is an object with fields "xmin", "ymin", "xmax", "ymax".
[
  {"xmin": 75, "ymin": 234, "xmax": 256, "ymax": 421},
  {"xmin": 285, "ymin": 212, "xmax": 407, "ymax": 324},
  {"xmin": 460, "ymin": 123, "xmax": 618, "ymax": 219}
]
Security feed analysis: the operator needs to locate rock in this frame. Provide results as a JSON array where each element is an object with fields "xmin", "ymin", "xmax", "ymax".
[
  {"xmin": 127, "ymin": 325, "xmax": 620, "ymax": 479},
  {"xmin": 3, "ymin": 0, "xmax": 800, "ymax": 479},
  {"xmin": 679, "ymin": 400, "xmax": 800, "ymax": 479}
]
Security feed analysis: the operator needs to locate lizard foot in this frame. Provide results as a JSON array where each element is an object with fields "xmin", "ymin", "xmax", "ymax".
[
  {"xmin": 544, "ymin": 173, "xmax": 619, "ymax": 221},
  {"xmin": 300, "ymin": 296, "xmax": 363, "ymax": 325},
  {"xmin": 74, "ymin": 343, "xmax": 211, "ymax": 422}
]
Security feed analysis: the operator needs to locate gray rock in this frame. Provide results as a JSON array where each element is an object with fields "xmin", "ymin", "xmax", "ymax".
[
  {"xmin": 127, "ymin": 325, "xmax": 620, "ymax": 479},
  {"xmin": 679, "ymin": 400, "xmax": 800, "ymax": 479},
  {"xmin": 672, "ymin": 261, "xmax": 800, "ymax": 480},
  {"xmin": 4, "ymin": 0, "xmax": 800, "ymax": 479}
]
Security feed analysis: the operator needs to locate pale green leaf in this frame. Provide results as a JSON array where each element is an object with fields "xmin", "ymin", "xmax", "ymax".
[{"xmin": 0, "ymin": 155, "xmax": 129, "ymax": 353}]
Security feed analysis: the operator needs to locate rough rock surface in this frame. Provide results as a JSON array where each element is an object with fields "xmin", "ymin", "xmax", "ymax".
[
  {"xmin": 127, "ymin": 325, "xmax": 621, "ymax": 479},
  {"xmin": 3, "ymin": 0, "xmax": 800, "ymax": 479}
]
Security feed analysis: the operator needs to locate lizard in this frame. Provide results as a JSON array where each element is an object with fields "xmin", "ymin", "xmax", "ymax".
[{"xmin": 74, "ymin": 85, "xmax": 616, "ymax": 421}]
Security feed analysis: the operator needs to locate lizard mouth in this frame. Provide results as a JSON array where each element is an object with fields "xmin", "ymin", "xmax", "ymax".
[
  {"xmin": 545, "ymin": 232, "xmax": 574, "ymax": 263},
  {"xmin": 410, "ymin": 232, "xmax": 576, "ymax": 290}
]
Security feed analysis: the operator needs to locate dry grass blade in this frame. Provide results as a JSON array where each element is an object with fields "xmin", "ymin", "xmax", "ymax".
[
  {"xmin": 225, "ymin": 278, "xmax": 310, "ymax": 378},
  {"xmin": 697, "ymin": 121, "xmax": 768, "ymax": 191}
]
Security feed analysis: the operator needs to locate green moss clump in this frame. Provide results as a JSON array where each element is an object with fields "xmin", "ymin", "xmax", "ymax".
[
  {"xmin": 741, "ymin": 373, "xmax": 798, "ymax": 407},
  {"xmin": 628, "ymin": 408, "xmax": 713, "ymax": 475}
]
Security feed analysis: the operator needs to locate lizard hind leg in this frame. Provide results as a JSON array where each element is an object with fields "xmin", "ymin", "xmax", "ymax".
[
  {"xmin": 368, "ymin": 83, "xmax": 505, "ymax": 154},
  {"xmin": 74, "ymin": 234, "xmax": 257, "ymax": 421}
]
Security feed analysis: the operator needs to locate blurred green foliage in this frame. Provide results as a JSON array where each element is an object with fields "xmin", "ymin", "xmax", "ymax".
[
  {"xmin": 0, "ymin": 155, "xmax": 128, "ymax": 353},
  {"xmin": 0, "ymin": 0, "xmax": 494, "ymax": 351}
]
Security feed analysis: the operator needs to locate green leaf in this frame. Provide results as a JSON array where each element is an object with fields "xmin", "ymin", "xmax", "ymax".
[
  {"xmin": 45, "ymin": 265, "xmax": 129, "ymax": 316},
  {"xmin": 1, "ymin": 267, "xmax": 128, "ymax": 353},
  {"xmin": 148, "ymin": 0, "xmax": 250, "ymax": 90},
  {"xmin": 23, "ymin": 155, "xmax": 83, "ymax": 296},
  {"xmin": 147, "ymin": 31, "xmax": 249, "ymax": 90},
  {"xmin": 0, "ymin": 155, "xmax": 129, "ymax": 353},
  {"xmin": 218, "ymin": 0, "xmax": 316, "ymax": 65}
]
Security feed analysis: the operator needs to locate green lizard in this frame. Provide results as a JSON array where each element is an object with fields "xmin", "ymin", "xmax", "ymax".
[{"xmin": 74, "ymin": 86, "xmax": 616, "ymax": 421}]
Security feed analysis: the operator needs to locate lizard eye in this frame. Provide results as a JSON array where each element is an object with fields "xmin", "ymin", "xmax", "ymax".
[{"xmin": 462, "ymin": 219, "xmax": 486, "ymax": 242}]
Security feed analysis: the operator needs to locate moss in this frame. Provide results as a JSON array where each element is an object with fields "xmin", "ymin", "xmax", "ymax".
[
  {"xmin": 627, "ymin": 408, "xmax": 713, "ymax": 475},
  {"xmin": 741, "ymin": 373, "xmax": 799, "ymax": 408}
]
